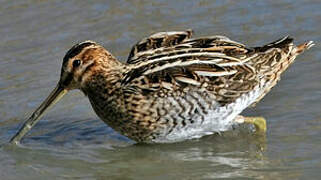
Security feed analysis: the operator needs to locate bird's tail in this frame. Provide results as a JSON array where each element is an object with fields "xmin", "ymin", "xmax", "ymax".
[
  {"xmin": 254, "ymin": 36, "xmax": 314, "ymax": 55},
  {"xmin": 250, "ymin": 37, "xmax": 314, "ymax": 107},
  {"xmin": 295, "ymin": 40, "xmax": 315, "ymax": 54}
]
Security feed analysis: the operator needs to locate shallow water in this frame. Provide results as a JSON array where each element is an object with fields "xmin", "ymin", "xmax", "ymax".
[{"xmin": 0, "ymin": 0, "xmax": 320, "ymax": 179}]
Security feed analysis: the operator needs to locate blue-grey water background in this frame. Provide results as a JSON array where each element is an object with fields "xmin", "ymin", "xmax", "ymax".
[{"xmin": 0, "ymin": 0, "xmax": 320, "ymax": 179}]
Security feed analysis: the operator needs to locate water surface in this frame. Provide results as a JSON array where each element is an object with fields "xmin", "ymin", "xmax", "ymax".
[{"xmin": 0, "ymin": 0, "xmax": 320, "ymax": 179}]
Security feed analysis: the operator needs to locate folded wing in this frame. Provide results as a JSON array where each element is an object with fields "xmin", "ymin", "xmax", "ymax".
[{"xmin": 123, "ymin": 30, "xmax": 298, "ymax": 106}]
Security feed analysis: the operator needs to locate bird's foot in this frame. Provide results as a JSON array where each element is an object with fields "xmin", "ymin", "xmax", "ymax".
[{"xmin": 234, "ymin": 115, "xmax": 267, "ymax": 133}]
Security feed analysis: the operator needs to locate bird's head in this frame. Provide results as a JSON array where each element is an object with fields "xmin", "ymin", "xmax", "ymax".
[
  {"xmin": 10, "ymin": 40, "xmax": 121, "ymax": 143},
  {"xmin": 59, "ymin": 40, "xmax": 120, "ymax": 90}
]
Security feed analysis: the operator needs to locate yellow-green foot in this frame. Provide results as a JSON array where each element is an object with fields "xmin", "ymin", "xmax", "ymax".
[{"xmin": 235, "ymin": 115, "xmax": 267, "ymax": 133}]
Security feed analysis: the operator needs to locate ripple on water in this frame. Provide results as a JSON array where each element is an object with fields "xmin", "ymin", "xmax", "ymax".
[{"xmin": 0, "ymin": 0, "xmax": 320, "ymax": 179}]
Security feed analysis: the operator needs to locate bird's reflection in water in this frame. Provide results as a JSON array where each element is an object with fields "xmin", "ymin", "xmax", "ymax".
[
  {"xmin": 3, "ymin": 124, "xmax": 268, "ymax": 179},
  {"xmin": 94, "ymin": 127, "xmax": 268, "ymax": 179}
]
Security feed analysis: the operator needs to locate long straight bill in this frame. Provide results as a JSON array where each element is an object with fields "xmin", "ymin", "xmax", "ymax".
[{"xmin": 10, "ymin": 84, "xmax": 68, "ymax": 145}]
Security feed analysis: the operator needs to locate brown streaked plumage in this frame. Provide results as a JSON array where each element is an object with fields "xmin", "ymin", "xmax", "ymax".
[{"xmin": 10, "ymin": 30, "xmax": 314, "ymax": 144}]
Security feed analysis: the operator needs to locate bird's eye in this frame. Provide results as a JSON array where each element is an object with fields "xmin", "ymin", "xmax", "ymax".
[{"xmin": 72, "ymin": 60, "xmax": 81, "ymax": 68}]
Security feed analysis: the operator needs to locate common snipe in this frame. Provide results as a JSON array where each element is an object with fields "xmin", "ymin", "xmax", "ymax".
[{"xmin": 10, "ymin": 30, "xmax": 314, "ymax": 144}]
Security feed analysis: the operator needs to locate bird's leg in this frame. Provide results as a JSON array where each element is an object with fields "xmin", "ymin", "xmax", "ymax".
[{"xmin": 234, "ymin": 115, "xmax": 267, "ymax": 133}]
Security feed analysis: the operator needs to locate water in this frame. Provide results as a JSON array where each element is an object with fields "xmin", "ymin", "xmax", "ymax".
[{"xmin": 0, "ymin": 0, "xmax": 320, "ymax": 179}]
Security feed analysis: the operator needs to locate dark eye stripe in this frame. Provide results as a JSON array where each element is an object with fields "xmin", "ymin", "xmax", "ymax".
[
  {"xmin": 63, "ymin": 42, "xmax": 96, "ymax": 65},
  {"xmin": 60, "ymin": 72, "xmax": 73, "ymax": 87},
  {"xmin": 78, "ymin": 61, "xmax": 95, "ymax": 83}
]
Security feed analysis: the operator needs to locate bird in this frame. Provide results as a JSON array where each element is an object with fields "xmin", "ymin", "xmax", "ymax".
[{"xmin": 10, "ymin": 29, "xmax": 314, "ymax": 144}]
